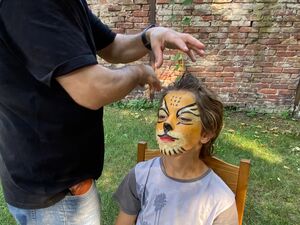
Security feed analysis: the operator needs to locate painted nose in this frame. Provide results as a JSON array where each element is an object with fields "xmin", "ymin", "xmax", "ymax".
[{"xmin": 163, "ymin": 122, "xmax": 173, "ymax": 133}]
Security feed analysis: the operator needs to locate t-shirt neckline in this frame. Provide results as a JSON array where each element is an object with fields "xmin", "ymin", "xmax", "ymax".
[{"xmin": 159, "ymin": 157, "xmax": 212, "ymax": 183}]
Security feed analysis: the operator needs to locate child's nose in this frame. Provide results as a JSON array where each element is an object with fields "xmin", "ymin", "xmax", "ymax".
[{"xmin": 163, "ymin": 122, "xmax": 173, "ymax": 133}]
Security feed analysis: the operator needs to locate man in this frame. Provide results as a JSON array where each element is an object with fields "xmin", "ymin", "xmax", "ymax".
[{"xmin": 0, "ymin": 0, "xmax": 205, "ymax": 224}]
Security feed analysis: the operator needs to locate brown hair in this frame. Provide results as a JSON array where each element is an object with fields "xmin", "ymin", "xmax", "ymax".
[{"xmin": 160, "ymin": 73, "xmax": 224, "ymax": 158}]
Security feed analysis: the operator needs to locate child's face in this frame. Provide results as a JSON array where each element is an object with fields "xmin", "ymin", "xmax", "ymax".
[{"xmin": 156, "ymin": 90, "xmax": 204, "ymax": 156}]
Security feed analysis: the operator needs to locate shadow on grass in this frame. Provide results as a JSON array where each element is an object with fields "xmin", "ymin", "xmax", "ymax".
[{"xmin": 216, "ymin": 130, "xmax": 299, "ymax": 225}]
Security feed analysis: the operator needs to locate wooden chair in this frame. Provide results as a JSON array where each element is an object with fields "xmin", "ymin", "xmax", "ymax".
[{"xmin": 137, "ymin": 141, "xmax": 251, "ymax": 225}]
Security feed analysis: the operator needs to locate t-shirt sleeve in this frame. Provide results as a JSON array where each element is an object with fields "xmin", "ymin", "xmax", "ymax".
[
  {"xmin": 212, "ymin": 202, "xmax": 238, "ymax": 225},
  {"xmin": 113, "ymin": 168, "xmax": 141, "ymax": 215},
  {"xmin": 0, "ymin": 0, "xmax": 101, "ymax": 86},
  {"xmin": 84, "ymin": 2, "xmax": 116, "ymax": 50}
]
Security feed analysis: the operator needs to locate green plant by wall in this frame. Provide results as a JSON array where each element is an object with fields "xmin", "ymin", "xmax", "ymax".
[{"xmin": 110, "ymin": 99, "xmax": 160, "ymax": 110}]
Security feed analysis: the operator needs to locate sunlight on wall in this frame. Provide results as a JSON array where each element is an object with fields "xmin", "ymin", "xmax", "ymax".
[{"xmin": 225, "ymin": 133, "xmax": 282, "ymax": 163}]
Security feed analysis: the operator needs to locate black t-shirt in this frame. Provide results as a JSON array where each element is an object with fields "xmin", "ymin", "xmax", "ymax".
[{"xmin": 0, "ymin": 0, "xmax": 116, "ymax": 208}]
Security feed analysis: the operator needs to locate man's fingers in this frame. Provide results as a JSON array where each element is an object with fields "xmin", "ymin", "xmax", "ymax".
[
  {"xmin": 152, "ymin": 43, "xmax": 164, "ymax": 68},
  {"xmin": 189, "ymin": 46, "xmax": 205, "ymax": 57},
  {"xmin": 185, "ymin": 36, "xmax": 205, "ymax": 57},
  {"xmin": 149, "ymin": 28, "xmax": 205, "ymax": 68},
  {"xmin": 141, "ymin": 65, "xmax": 161, "ymax": 91},
  {"xmin": 151, "ymin": 76, "xmax": 162, "ymax": 91},
  {"xmin": 185, "ymin": 34, "xmax": 205, "ymax": 50},
  {"xmin": 172, "ymin": 38, "xmax": 189, "ymax": 53},
  {"xmin": 186, "ymin": 49, "xmax": 196, "ymax": 62}
]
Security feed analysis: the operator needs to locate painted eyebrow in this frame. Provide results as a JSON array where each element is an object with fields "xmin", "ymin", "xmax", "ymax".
[
  {"xmin": 158, "ymin": 99, "xmax": 169, "ymax": 115},
  {"xmin": 176, "ymin": 103, "xmax": 200, "ymax": 117}
]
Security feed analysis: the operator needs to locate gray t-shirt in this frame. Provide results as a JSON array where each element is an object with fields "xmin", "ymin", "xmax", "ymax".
[{"xmin": 114, "ymin": 157, "xmax": 238, "ymax": 225}]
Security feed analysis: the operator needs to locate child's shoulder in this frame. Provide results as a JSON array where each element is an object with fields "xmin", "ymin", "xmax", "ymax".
[
  {"xmin": 135, "ymin": 156, "xmax": 161, "ymax": 172},
  {"xmin": 207, "ymin": 170, "xmax": 235, "ymax": 204}
]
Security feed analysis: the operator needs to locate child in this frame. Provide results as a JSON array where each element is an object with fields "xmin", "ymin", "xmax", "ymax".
[{"xmin": 113, "ymin": 73, "xmax": 238, "ymax": 225}]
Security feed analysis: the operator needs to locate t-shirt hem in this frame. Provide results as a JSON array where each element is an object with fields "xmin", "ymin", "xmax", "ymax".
[{"xmin": 6, "ymin": 192, "xmax": 67, "ymax": 209}]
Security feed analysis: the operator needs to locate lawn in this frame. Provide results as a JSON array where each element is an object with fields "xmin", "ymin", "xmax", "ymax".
[{"xmin": 0, "ymin": 106, "xmax": 299, "ymax": 225}]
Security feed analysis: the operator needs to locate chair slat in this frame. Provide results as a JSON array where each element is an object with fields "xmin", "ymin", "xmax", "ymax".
[{"xmin": 203, "ymin": 156, "xmax": 239, "ymax": 193}]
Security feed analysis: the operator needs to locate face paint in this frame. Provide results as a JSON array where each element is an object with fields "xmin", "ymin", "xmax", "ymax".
[{"xmin": 156, "ymin": 90, "xmax": 203, "ymax": 156}]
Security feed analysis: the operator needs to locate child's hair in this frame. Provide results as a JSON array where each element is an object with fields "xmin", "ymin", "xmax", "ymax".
[{"xmin": 160, "ymin": 73, "xmax": 224, "ymax": 158}]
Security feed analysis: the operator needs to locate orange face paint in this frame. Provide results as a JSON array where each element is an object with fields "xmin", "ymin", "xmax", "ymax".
[{"xmin": 156, "ymin": 90, "xmax": 203, "ymax": 156}]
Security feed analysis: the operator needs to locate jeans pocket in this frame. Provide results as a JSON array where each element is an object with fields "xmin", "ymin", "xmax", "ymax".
[{"xmin": 65, "ymin": 180, "xmax": 95, "ymax": 200}]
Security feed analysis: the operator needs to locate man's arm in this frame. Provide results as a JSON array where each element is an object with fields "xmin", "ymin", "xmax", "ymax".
[
  {"xmin": 99, "ymin": 27, "xmax": 206, "ymax": 68},
  {"xmin": 98, "ymin": 33, "xmax": 148, "ymax": 64},
  {"xmin": 56, "ymin": 64, "xmax": 161, "ymax": 110},
  {"xmin": 115, "ymin": 210, "xmax": 137, "ymax": 225}
]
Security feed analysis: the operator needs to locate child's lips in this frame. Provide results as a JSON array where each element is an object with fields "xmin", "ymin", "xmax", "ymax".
[{"xmin": 158, "ymin": 134, "xmax": 178, "ymax": 142}]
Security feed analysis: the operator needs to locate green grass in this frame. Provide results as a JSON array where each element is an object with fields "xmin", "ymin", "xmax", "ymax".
[{"xmin": 1, "ymin": 107, "xmax": 299, "ymax": 225}]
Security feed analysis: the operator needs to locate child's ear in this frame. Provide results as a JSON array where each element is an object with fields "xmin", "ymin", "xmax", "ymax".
[{"xmin": 200, "ymin": 132, "xmax": 214, "ymax": 144}]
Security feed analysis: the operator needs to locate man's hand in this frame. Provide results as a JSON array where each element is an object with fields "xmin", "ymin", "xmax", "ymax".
[
  {"xmin": 146, "ymin": 27, "xmax": 206, "ymax": 68},
  {"xmin": 136, "ymin": 64, "xmax": 161, "ymax": 91},
  {"xmin": 56, "ymin": 64, "xmax": 161, "ymax": 110}
]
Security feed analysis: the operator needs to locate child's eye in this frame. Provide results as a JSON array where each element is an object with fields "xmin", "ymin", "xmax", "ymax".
[
  {"xmin": 159, "ymin": 115, "xmax": 166, "ymax": 120},
  {"xmin": 179, "ymin": 116, "xmax": 192, "ymax": 123},
  {"xmin": 157, "ymin": 109, "xmax": 168, "ymax": 122}
]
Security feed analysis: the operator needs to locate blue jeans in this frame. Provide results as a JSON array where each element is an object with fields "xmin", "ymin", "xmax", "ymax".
[{"xmin": 7, "ymin": 181, "xmax": 101, "ymax": 225}]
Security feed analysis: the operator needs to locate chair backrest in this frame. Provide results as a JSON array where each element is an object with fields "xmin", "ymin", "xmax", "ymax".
[{"xmin": 137, "ymin": 141, "xmax": 251, "ymax": 225}]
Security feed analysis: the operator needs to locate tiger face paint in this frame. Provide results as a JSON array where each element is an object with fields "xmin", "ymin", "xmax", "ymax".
[{"xmin": 156, "ymin": 90, "xmax": 203, "ymax": 156}]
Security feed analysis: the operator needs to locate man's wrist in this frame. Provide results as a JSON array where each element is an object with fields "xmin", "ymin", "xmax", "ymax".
[
  {"xmin": 126, "ymin": 65, "xmax": 143, "ymax": 85},
  {"xmin": 141, "ymin": 24, "xmax": 156, "ymax": 51}
]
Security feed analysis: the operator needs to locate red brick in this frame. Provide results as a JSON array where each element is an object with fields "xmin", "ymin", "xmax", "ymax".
[
  {"xmin": 278, "ymin": 89, "xmax": 294, "ymax": 95},
  {"xmin": 108, "ymin": 5, "xmax": 121, "ymax": 11},
  {"xmin": 116, "ymin": 22, "xmax": 133, "ymax": 29},
  {"xmin": 263, "ymin": 67, "xmax": 283, "ymax": 73},
  {"xmin": 276, "ymin": 51, "xmax": 298, "ymax": 57},
  {"xmin": 156, "ymin": 0, "xmax": 169, "ymax": 3},
  {"xmin": 258, "ymin": 39, "xmax": 282, "ymax": 45},
  {"xmin": 216, "ymin": 72, "xmax": 234, "ymax": 77},
  {"xmin": 132, "ymin": 11, "xmax": 148, "ymax": 17},
  {"xmin": 282, "ymin": 68, "xmax": 299, "ymax": 74},
  {"xmin": 224, "ymin": 67, "xmax": 243, "ymax": 72},
  {"xmin": 127, "ymin": 17, "xmax": 143, "ymax": 23},
  {"xmin": 221, "ymin": 87, "xmax": 238, "ymax": 93},
  {"xmin": 270, "ymin": 84, "xmax": 289, "ymax": 89},
  {"xmin": 183, "ymin": 28, "xmax": 199, "ymax": 33},
  {"xmin": 224, "ymin": 77, "xmax": 236, "ymax": 83},
  {"xmin": 201, "ymin": 16, "xmax": 214, "ymax": 21},
  {"xmin": 239, "ymin": 27, "xmax": 258, "ymax": 33},
  {"xmin": 258, "ymin": 89, "xmax": 277, "ymax": 95},
  {"xmin": 287, "ymin": 45, "xmax": 300, "ymax": 51},
  {"xmin": 228, "ymin": 33, "xmax": 248, "ymax": 39},
  {"xmin": 205, "ymin": 66, "xmax": 224, "ymax": 72}
]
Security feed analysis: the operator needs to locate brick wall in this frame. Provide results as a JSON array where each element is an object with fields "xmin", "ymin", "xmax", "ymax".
[{"xmin": 87, "ymin": 0, "xmax": 300, "ymax": 112}]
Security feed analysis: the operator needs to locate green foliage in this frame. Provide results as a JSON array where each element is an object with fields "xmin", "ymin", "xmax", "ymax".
[
  {"xmin": 168, "ymin": 0, "xmax": 193, "ymax": 72},
  {"xmin": 280, "ymin": 110, "xmax": 291, "ymax": 119},
  {"xmin": 168, "ymin": 14, "xmax": 177, "ymax": 22},
  {"xmin": 171, "ymin": 52, "xmax": 184, "ymax": 71},
  {"xmin": 182, "ymin": 0, "xmax": 193, "ymax": 5},
  {"xmin": 110, "ymin": 99, "xmax": 160, "ymax": 110},
  {"xmin": 245, "ymin": 109, "xmax": 258, "ymax": 117},
  {"xmin": 182, "ymin": 16, "xmax": 192, "ymax": 26},
  {"xmin": 0, "ymin": 186, "xmax": 16, "ymax": 224},
  {"xmin": 171, "ymin": 52, "xmax": 183, "ymax": 61}
]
